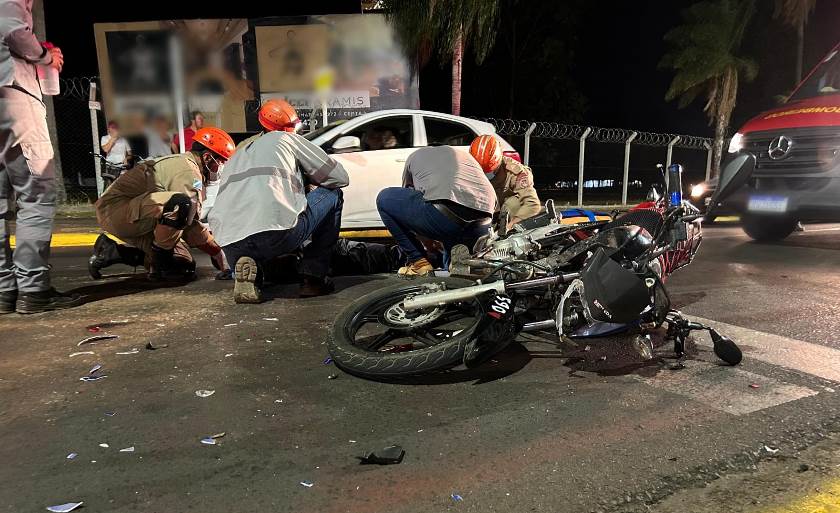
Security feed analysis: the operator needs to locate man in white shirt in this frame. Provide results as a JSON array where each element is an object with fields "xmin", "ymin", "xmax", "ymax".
[
  {"xmin": 209, "ymin": 99, "xmax": 349, "ymax": 302},
  {"xmin": 100, "ymin": 120, "xmax": 131, "ymax": 168}
]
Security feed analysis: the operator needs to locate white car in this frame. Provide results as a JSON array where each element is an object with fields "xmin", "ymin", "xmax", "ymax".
[{"xmin": 302, "ymin": 109, "xmax": 519, "ymax": 229}]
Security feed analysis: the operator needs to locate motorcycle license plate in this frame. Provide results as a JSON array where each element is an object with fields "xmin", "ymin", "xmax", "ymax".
[{"xmin": 748, "ymin": 195, "xmax": 788, "ymax": 213}]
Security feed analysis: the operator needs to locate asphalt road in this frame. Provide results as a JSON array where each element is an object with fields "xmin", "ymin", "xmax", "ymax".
[{"xmin": 3, "ymin": 223, "xmax": 840, "ymax": 513}]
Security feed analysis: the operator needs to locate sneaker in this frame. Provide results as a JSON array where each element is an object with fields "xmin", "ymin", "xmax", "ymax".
[
  {"xmin": 234, "ymin": 256, "xmax": 262, "ymax": 304},
  {"xmin": 397, "ymin": 258, "xmax": 434, "ymax": 278},
  {"xmin": 16, "ymin": 288, "xmax": 82, "ymax": 314},
  {"xmin": 299, "ymin": 275, "xmax": 335, "ymax": 298},
  {"xmin": 0, "ymin": 290, "xmax": 17, "ymax": 314}
]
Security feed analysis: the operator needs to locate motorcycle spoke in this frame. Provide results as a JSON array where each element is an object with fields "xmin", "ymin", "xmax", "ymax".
[{"xmin": 356, "ymin": 329, "xmax": 401, "ymax": 351}]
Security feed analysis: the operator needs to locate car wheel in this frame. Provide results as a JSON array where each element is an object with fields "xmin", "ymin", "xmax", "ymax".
[{"xmin": 741, "ymin": 213, "xmax": 798, "ymax": 242}]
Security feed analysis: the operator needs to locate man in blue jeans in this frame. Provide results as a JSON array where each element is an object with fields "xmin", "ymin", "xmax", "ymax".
[
  {"xmin": 208, "ymin": 100, "xmax": 349, "ymax": 302},
  {"xmin": 376, "ymin": 145, "xmax": 496, "ymax": 277}
]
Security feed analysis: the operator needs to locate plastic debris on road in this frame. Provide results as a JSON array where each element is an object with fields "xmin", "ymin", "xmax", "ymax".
[
  {"xmin": 98, "ymin": 443, "xmax": 109, "ymax": 448},
  {"xmin": 104, "ymin": 412, "xmax": 116, "ymax": 417},
  {"xmin": 584, "ymin": 345, "xmax": 591, "ymax": 352},
  {"xmin": 79, "ymin": 376, "xmax": 107, "ymax": 382},
  {"xmin": 764, "ymin": 445, "xmax": 780, "ymax": 454},
  {"xmin": 263, "ymin": 317, "xmax": 279, "ymax": 321},
  {"xmin": 327, "ymin": 373, "xmax": 338, "ymax": 380},
  {"xmin": 66, "ymin": 453, "xmax": 77, "ymax": 460},
  {"xmin": 119, "ymin": 446, "xmax": 135, "ymax": 453},
  {"xmin": 224, "ymin": 353, "xmax": 234, "ymax": 358},
  {"xmin": 77, "ymin": 334, "xmax": 118, "ymax": 346},
  {"xmin": 145, "ymin": 342, "xmax": 168, "ymax": 350},
  {"xmin": 87, "ymin": 326, "xmax": 101, "ymax": 333},
  {"xmin": 358, "ymin": 445, "xmax": 405, "ymax": 465},
  {"xmin": 46, "ymin": 502, "xmax": 83, "ymax": 512},
  {"xmin": 195, "ymin": 390, "xmax": 215, "ymax": 398},
  {"xmin": 223, "ymin": 323, "xmax": 238, "ymax": 327},
  {"xmin": 323, "ymin": 357, "xmax": 333, "ymax": 365},
  {"xmin": 749, "ymin": 383, "xmax": 760, "ymax": 389},
  {"xmin": 88, "ymin": 364, "xmax": 102, "ymax": 375},
  {"xmin": 300, "ymin": 481, "xmax": 314, "ymax": 488},
  {"xmin": 69, "ymin": 352, "xmax": 94, "ymax": 358},
  {"xmin": 200, "ymin": 432, "xmax": 225, "ymax": 445},
  {"xmin": 451, "ymin": 494, "xmax": 463, "ymax": 502},
  {"xmin": 116, "ymin": 349, "xmax": 139, "ymax": 355}
]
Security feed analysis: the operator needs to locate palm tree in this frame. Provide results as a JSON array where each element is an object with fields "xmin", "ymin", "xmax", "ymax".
[
  {"xmin": 660, "ymin": 0, "xmax": 758, "ymax": 177},
  {"xmin": 774, "ymin": 0, "xmax": 817, "ymax": 83},
  {"xmin": 381, "ymin": 0, "xmax": 500, "ymax": 115}
]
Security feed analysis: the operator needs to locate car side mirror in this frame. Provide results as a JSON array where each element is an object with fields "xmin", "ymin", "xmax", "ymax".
[
  {"xmin": 707, "ymin": 153, "xmax": 755, "ymax": 215},
  {"xmin": 331, "ymin": 136, "xmax": 361, "ymax": 154}
]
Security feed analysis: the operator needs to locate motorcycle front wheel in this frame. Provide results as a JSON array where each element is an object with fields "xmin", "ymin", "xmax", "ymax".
[{"xmin": 328, "ymin": 277, "xmax": 482, "ymax": 379}]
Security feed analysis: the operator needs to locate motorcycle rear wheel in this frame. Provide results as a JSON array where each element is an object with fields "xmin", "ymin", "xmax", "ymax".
[{"xmin": 328, "ymin": 277, "xmax": 481, "ymax": 378}]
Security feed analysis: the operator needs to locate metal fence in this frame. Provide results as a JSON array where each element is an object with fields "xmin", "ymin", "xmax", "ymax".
[
  {"xmin": 50, "ymin": 77, "xmax": 718, "ymax": 207},
  {"xmin": 480, "ymin": 118, "xmax": 716, "ymax": 206}
]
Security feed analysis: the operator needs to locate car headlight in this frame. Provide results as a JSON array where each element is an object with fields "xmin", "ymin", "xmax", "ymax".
[
  {"xmin": 690, "ymin": 183, "xmax": 705, "ymax": 198},
  {"xmin": 728, "ymin": 133, "xmax": 744, "ymax": 153}
]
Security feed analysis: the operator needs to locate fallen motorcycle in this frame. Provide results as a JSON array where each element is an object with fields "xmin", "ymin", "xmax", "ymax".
[{"xmin": 328, "ymin": 155, "xmax": 756, "ymax": 379}]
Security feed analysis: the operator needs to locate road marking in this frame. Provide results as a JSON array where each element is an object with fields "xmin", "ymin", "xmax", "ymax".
[
  {"xmin": 758, "ymin": 478, "xmax": 840, "ymax": 513},
  {"xmin": 693, "ymin": 316, "xmax": 840, "ymax": 383},
  {"xmin": 638, "ymin": 363, "xmax": 817, "ymax": 416},
  {"xmin": 10, "ymin": 233, "xmax": 102, "ymax": 248}
]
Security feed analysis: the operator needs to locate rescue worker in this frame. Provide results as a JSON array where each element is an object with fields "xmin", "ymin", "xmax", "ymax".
[
  {"xmin": 0, "ymin": 0, "xmax": 82, "ymax": 313},
  {"xmin": 376, "ymin": 145, "xmax": 496, "ymax": 277},
  {"xmin": 90, "ymin": 127, "xmax": 234, "ymax": 280},
  {"xmin": 208, "ymin": 99, "xmax": 349, "ymax": 302},
  {"xmin": 469, "ymin": 135, "xmax": 541, "ymax": 229},
  {"xmin": 235, "ymin": 99, "xmax": 301, "ymax": 151}
]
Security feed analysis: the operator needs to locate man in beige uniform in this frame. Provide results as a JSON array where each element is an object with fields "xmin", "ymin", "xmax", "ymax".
[
  {"xmin": 92, "ymin": 127, "xmax": 234, "ymax": 280},
  {"xmin": 470, "ymin": 135, "xmax": 541, "ymax": 229}
]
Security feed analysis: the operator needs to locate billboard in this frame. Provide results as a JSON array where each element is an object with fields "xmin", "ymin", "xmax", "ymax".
[{"xmin": 94, "ymin": 14, "xmax": 418, "ymax": 140}]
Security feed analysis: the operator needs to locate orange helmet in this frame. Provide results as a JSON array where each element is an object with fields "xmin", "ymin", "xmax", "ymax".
[
  {"xmin": 258, "ymin": 99, "xmax": 301, "ymax": 133},
  {"xmin": 193, "ymin": 127, "xmax": 235, "ymax": 160},
  {"xmin": 469, "ymin": 134, "xmax": 503, "ymax": 173}
]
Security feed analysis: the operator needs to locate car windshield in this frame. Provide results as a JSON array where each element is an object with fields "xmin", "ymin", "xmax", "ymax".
[
  {"xmin": 302, "ymin": 120, "xmax": 348, "ymax": 141},
  {"xmin": 789, "ymin": 48, "xmax": 840, "ymax": 102}
]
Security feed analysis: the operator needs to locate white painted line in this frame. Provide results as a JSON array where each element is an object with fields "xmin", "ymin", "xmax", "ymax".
[
  {"xmin": 638, "ymin": 363, "xmax": 817, "ymax": 415},
  {"xmin": 692, "ymin": 316, "xmax": 840, "ymax": 383}
]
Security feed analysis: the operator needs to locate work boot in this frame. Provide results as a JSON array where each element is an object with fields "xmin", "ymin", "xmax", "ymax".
[
  {"xmin": 148, "ymin": 244, "xmax": 178, "ymax": 281},
  {"xmin": 397, "ymin": 258, "xmax": 434, "ymax": 278},
  {"xmin": 88, "ymin": 234, "xmax": 146, "ymax": 279},
  {"xmin": 16, "ymin": 288, "xmax": 82, "ymax": 314},
  {"xmin": 233, "ymin": 256, "xmax": 263, "ymax": 304},
  {"xmin": 299, "ymin": 275, "xmax": 335, "ymax": 298},
  {"xmin": 0, "ymin": 290, "xmax": 17, "ymax": 314}
]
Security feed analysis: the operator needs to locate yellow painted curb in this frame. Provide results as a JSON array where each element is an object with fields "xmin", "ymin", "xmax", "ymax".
[{"xmin": 757, "ymin": 478, "xmax": 840, "ymax": 512}]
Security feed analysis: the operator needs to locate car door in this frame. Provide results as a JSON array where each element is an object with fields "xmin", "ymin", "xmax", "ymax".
[{"xmin": 330, "ymin": 115, "xmax": 419, "ymax": 229}]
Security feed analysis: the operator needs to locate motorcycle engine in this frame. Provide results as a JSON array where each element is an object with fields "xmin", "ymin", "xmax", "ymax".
[{"xmin": 478, "ymin": 233, "xmax": 538, "ymax": 260}]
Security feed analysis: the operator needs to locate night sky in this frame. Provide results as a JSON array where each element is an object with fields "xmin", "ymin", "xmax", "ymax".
[{"xmin": 44, "ymin": 0, "xmax": 839, "ymax": 138}]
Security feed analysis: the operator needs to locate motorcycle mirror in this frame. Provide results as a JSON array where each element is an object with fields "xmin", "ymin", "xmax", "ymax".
[
  {"xmin": 710, "ymin": 328, "xmax": 743, "ymax": 366},
  {"xmin": 646, "ymin": 186, "xmax": 661, "ymax": 202},
  {"xmin": 707, "ymin": 153, "xmax": 755, "ymax": 216}
]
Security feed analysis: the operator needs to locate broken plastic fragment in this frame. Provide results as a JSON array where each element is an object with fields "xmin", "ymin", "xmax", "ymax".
[
  {"xmin": 223, "ymin": 323, "xmax": 237, "ymax": 327},
  {"xmin": 66, "ymin": 453, "xmax": 77, "ymax": 460},
  {"xmin": 200, "ymin": 438, "xmax": 217, "ymax": 445},
  {"xmin": 358, "ymin": 445, "xmax": 405, "ymax": 465},
  {"xmin": 79, "ymin": 376, "xmax": 107, "ymax": 382},
  {"xmin": 87, "ymin": 326, "xmax": 101, "ymax": 333},
  {"xmin": 104, "ymin": 411, "xmax": 116, "ymax": 417},
  {"xmin": 116, "ymin": 349, "xmax": 139, "ymax": 355},
  {"xmin": 749, "ymin": 383, "xmax": 760, "ymax": 389},
  {"xmin": 88, "ymin": 364, "xmax": 102, "ymax": 375},
  {"xmin": 451, "ymin": 494, "xmax": 463, "ymax": 502},
  {"xmin": 300, "ymin": 481, "xmax": 314, "ymax": 488},
  {"xmin": 195, "ymin": 390, "xmax": 215, "ymax": 398},
  {"xmin": 98, "ymin": 443, "xmax": 109, "ymax": 448},
  {"xmin": 119, "ymin": 446, "xmax": 135, "ymax": 453},
  {"xmin": 69, "ymin": 351, "xmax": 94, "ymax": 358},
  {"xmin": 584, "ymin": 345, "xmax": 591, "ymax": 352},
  {"xmin": 263, "ymin": 318, "xmax": 279, "ymax": 321},
  {"xmin": 224, "ymin": 353, "xmax": 234, "ymax": 358},
  {"xmin": 323, "ymin": 357, "xmax": 333, "ymax": 365},
  {"xmin": 145, "ymin": 342, "xmax": 168, "ymax": 350},
  {"xmin": 46, "ymin": 502, "xmax": 83, "ymax": 513},
  {"xmin": 327, "ymin": 373, "xmax": 338, "ymax": 380},
  {"xmin": 764, "ymin": 445, "xmax": 780, "ymax": 454},
  {"xmin": 77, "ymin": 334, "xmax": 118, "ymax": 346}
]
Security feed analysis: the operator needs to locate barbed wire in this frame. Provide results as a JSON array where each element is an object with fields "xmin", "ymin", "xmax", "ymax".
[
  {"xmin": 57, "ymin": 76, "xmax": 99, "ymax": 101},
  {"xmin": 477, "ymin": 118, "xmax": 713, "ymax": 149}
]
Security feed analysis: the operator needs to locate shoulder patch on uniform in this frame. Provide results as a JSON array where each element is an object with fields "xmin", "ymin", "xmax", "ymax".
[
  {"xmin": 193, "ymin": 179, "xmax": 203, "ymax": 190},
  {"xmin": 516, "ymin": 171, "xmax": 532, "ymax": 189}
]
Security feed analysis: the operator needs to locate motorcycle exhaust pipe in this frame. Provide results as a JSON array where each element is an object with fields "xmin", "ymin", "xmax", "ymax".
[{"xmin": 402, "ymin": 281, "xmax": 506, "ymax": 311}]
